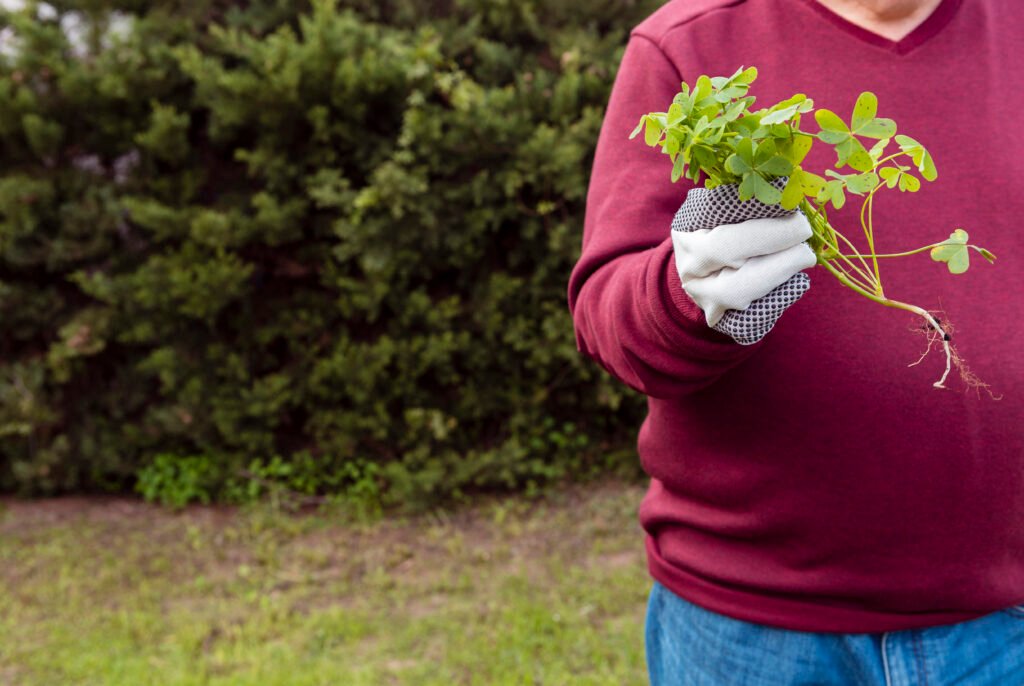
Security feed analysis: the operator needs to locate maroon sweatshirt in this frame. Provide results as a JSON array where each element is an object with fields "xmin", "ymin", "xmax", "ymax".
[{"xmin": 569, "ymin": 0, "xmax": 1024, "ymax": 632}]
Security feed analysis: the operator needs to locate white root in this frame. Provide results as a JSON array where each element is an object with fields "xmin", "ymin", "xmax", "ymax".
[{"xmin": 906, "ymin": 310, "xmax": 952, "ymax": 388}]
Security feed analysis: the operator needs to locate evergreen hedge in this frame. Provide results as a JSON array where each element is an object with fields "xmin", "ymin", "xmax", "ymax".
[{"xmin": 0, "ymin": 0, "xmax": 655, "ymax": 507}]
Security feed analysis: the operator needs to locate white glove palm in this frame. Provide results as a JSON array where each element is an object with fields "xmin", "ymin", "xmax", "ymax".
[{"xmin": 671, "ymin": 182, "xmax": 816, "ymax": 344}]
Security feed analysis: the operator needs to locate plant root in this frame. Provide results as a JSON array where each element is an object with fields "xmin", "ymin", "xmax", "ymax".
[{"xmin": 908, "ymin": 312, "xmax": 999, "ymax": 398}]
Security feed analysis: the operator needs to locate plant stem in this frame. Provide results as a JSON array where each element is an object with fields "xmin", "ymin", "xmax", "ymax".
[
  {"xmin": 801, "ymin": 174, "xmax": 954, "ymax": 388},
  {"xmin": 875, "ymin": 151, "xmax": 912, "ymax": 167},
  {"xmin": 822, "ymin": 245, "xmax": 877, "ymax": 292},
  {"xmin": 859, "ymin": 187, "xmax": 883, "ymax": 295},
  {"xmin": 842, "ymin": 243, "xmax": 988, "ymax": 260},
  {"xmin": 817, "ymin": 257, "xmax": 953, "ymax": 388},
  {"xmin": 823, "ymin": 225, "xmax": 878, "ymax": 287},
  {"xmin": 800, "ymin": 199, "xmax": 877, "ymax": 289}
]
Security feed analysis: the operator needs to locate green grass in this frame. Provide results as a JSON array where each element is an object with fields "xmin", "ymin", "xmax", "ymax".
[{"xmin": 0, "ymin": 481, "xmax": 652, "ymax": 685}]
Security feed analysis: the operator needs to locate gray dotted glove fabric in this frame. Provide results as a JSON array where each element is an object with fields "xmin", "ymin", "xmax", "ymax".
[{"xmin": 670, "ymin": 179, "xmax": 811, "ymax": 345}]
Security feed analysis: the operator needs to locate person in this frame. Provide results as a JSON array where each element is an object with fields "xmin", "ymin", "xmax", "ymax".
[{"xmin": 567, "ymin": 0, "xmax": 1024, "ymax": 683}]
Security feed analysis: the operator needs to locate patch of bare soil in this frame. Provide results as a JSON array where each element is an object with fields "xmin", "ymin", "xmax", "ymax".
[{"xmin": 0, "ymin": 495, "xmax": 236, "ymax": 535}]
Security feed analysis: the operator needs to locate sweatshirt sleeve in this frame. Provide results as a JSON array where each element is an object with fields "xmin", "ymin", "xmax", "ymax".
[{"xmin": 567, "ymin": 33, "xmax": 763, "ymax": 399}]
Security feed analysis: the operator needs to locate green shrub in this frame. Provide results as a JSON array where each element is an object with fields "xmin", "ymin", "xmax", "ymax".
[
  {"xmin": 0, "ymin": 0, "xmax": 653, "ymax": 508},
  {"xmin": 135, "ymin": 453, "xmax": 223, "ymax": 508}
]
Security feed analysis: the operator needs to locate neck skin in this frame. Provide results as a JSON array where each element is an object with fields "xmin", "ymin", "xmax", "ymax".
[{"xmin": 814, "ymin": 0, "xmax": 944, "ymax": 41}]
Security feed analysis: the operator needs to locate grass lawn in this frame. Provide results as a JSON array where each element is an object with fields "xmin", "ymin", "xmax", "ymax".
[{"xmin": 0, "ymin": 480, "xmax": 652, "ymax": 685}]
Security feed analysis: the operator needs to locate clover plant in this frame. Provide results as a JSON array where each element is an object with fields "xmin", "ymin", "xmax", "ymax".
[{"xmin": 631, "ymin": 67, "xmax": 994, "ymax": 390}]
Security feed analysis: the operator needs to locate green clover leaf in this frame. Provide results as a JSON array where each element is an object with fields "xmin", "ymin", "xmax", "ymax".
[
  {"xmin": 815, "ymin": 92, "xmax": 897, "ymax": 171},
  {"xmin": 739, "ymin": 173, "xmax": 781, "ymax": 205},
  {"xmin": 814, "ymin": 108, "xmax": 849, "ymax": 142},
  {"xmin": 930, "ymin": 229, "xmax": 971, "ymax": 274},
  {"xmin": 879, "ymin": 166, "xmax": 901, "ymax": 188},
  {"xmin": 726, "ymin": 139, "xmax": 794, "ymax": 204},
  {"xmin": 879, "ymin": 165, "xmax": 920, "ymax": 192},
  {"xmin": 671, "ymin": 151, "xmax": 685, "ymax": 182},
  {"xmin": 899, "ymin": 172, "xmax": 920, "ymax": 192},
  {"xmin": 630, "ymin": 114, "xmax": 663, "ymax": 144},
  {"xmin": 629, "ymin": 116, "xmax": 645, "ymax": 140},
  {"xmin": 868, "ymin": 137, "xmax": 890, "ymax": 162},
  {"xmin": 715, "ymin": 97, "xmax": 753, "ymax": 124},
  {"xmin": 814, "ymin": 108, "xmax": 872, "ymax": 171},
  {"xmin": 825, "ymin": 169, "xmax": 879, "ymax": 195},
  {"xmin": 666, "ymin": 102, "xmax": 686, "ymax": 127},
  {"xmin": 780, "ymin": 167, "xmax": 826, "ymax": 209},
  {"xmin": 778, "ymin": 133, "xmax": 814, "ymax": 166},
  {"xmin": 643, "ymin": 116, "xmax": 663, "ymax": 146},
  {"xmin": 895, "ymin": 134, "xmax": 938, "ymax": 181},
  {"xmin": 816, "ymin": 179, "xmax": 846, "ymax": 209},
  {"xmin": 850, "ymin": 92, "xmax": 897, "ymax": 139},
  {"xmin": 759, "ymin": 94, "xmax": 814, "ymax": 125}
]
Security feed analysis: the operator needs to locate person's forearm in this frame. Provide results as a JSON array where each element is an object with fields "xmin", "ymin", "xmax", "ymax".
[{"xmin": 572, "ymin": 238, "xmax": 760, "ymax": 399}]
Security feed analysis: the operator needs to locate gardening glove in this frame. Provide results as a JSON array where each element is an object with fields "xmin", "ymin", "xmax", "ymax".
[{"xmin": 671, "ymin": 179, "xmax": 816, "ymax": 345}]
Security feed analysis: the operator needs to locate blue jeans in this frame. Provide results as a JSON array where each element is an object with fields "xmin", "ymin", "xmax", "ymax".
[{"xmin": 645, "ymin": 581, "xmax": 1024, "ymax": 685}]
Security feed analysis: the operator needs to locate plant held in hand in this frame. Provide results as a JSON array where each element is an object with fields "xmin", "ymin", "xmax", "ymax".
[{"xmin": 631, "ymin": 67, "xmax": 995, "ymax": 390}]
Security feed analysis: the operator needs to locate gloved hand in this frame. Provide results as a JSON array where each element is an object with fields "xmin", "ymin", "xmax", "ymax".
[{"xmin": 671, "ymin": 179, "xmax": 816, "ymax": 345}]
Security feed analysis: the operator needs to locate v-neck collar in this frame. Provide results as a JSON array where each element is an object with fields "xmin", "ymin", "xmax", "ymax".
[{"xmin": 795, "ymin": 0, "xmax": 964, "ymax": 56}]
